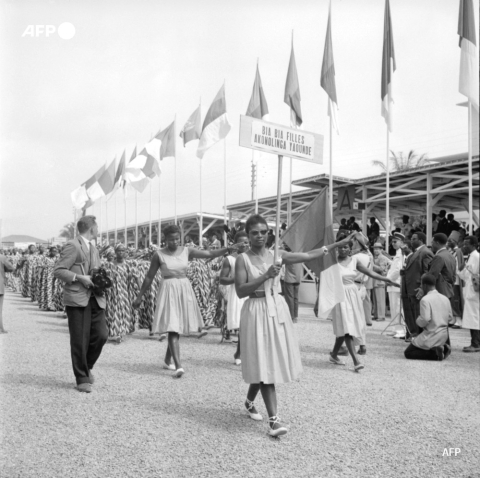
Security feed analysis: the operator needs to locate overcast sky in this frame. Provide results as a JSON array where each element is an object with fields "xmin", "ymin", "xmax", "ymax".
[{"xmin": 0, "ymin": 0, "xmax": 477, "ymax": 240}]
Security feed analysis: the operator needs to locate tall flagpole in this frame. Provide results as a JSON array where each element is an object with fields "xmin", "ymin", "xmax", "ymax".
[
  {"xmin": 199, "ymin": 158, "xmax": 203, "ymax": 243},
  {"xmin": 386, "ymin": 95, "xmax": 390, "ymax": 250},
  {"xmin": 329, "ymin": 113, "xmax": 334, "ymax": 217},
  {"xmin": 99, "ymin": 197, "xmax": 103, "ymax": 244},
  {"xmin": 468, "ymin": 100, "xmax": 473, "ymax": 233},
  {"xmin": 274, "ymin": 156, "xmax": 283, "ymax": 264},
  {"xmin": 124, "ymin": 188, "xmax": 127, "ymax": 246},
  {"xmin": 149, "ymin": 181, "xmax": 153, "ymax": 246},
  {"xmin": 135, "ymin": 190, "xmax": 138, "ymax": 249},
  {"xmin": 254, "ymin": 151, "xmax": 259, "ymax": 214},
  {"xmin": 174, "ymin": 116, "xmax": 178, "ymax": 225},
  {"xmin": 114, "ymin": 185, "xmax": 118, "ymax": 243},
  {"xmin": 105, "ymin": 191, "xmax": 109, "ymax": 245},
  {"xmin": 224, "ymin": 137, "xmax": 227, "ymax": 246},
  {"xmin": 158, "ymin": 174, "xmax": 162, "ymax": 247}
]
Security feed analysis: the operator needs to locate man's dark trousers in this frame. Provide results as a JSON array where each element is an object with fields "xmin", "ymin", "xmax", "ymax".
[{"xmin": 66, "ymin": 296, "xmax": 108, "ymax": 385}]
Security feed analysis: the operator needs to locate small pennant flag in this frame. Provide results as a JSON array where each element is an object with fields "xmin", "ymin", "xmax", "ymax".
[
  {"xmin": 197, "ymin": 85, "xmax": 231, "ymax": 159},
  {"xmin": 458, "ymin": 0, "xmax": 479, "ymax": 110},
  {"xmin": 381, "ymin": 0, "xmax": 396, "ymax": 132},
  {"xmin": 246, "ymin": 64, "xmax": 269, "ymax": 121},
  {"xmin": 284, "ymin": 37, "xmax": 302, "ymax": 128},
  {"xmin": 180, "ymin": 106, "xmax": 201, "ymax": 146},
  {"xmin": 321, "ymin": 2, "xmax": 339, "ymax": 134}
]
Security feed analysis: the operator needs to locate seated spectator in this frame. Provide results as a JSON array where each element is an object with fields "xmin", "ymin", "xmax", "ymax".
[{"xmin": 404, "ymin": 274, "xmax": 454, "ymax": 361}]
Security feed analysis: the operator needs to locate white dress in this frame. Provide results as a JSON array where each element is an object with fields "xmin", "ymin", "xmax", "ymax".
[
  {"xmin": 225, "ymin": 256, "xmax": 246, "ymax": 330},
  {"xmin": 458, "ymin": 250, "xmax": 479, "ymax": 330}
]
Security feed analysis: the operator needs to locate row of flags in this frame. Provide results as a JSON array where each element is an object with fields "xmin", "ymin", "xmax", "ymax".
[{"xmin": 71, "ymin": 0, "xmax": 478, "ymax": 212}]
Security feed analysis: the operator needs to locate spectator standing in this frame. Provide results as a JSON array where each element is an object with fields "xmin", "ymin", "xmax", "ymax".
[
  {"xmin": 372, "ymin": 243, "xmax": 391, "ymax": 322},
  {"xmin": 436, "ymin": 210, "xmax": 448, "ymax": 235},
  {"xmin": 446, "ymin": 213, "xmax": 461, "ymax": 237},
  {"xmin": 348, "ymin": 217, "xmax": 361, "ymax": 232},
  {"xmin": 283, "ymin": 259, "xmax": 303, "ymax": 324},
  {"xmin": 386, "ymin": 232, "xmax": 406, "ymax": 338},
  {"xmin": 458, "ymin": 236, "xmax": 480, "ymax": 353},
  {"xmin": 0, "ymin": 252, "xmax": 15, "ymax": 333},
  {"xmin": 426, "ymin": 233, "xmax": 456, "ymax": 301}
]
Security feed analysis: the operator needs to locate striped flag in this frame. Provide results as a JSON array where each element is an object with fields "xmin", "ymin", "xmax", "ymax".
[
  {"xmin": 98, "ymin": 159, "xmax": 116, "ymax": 199},
  {"xmin": 281, "ymin": 187, "xmax": 345, "ymax": 318},
  {"xmin": 284, "ymin": 38, "xmax": 302, "ymax": 128},
  {"xmin": 85, "ymin": 164, "xmax": 106, "ymax": 202},
  {"xmin": 321, "ymin": 2, "xmax": 339, "ymax": 134},
  {"xmin": 381, "ymin": 0, "xmax": 396, "ymax": 132},
  {"xmin": 458, "ymin": 0, "xmax": 479, "ymax": 111},
  {"xmin": 180, "ymin": 106, "xmax": 201, "ymax": 146},
  {"xmin": 113, "ymin": 150, "xmax": 126, "ymax": 189},
  {"xmin": 197, "ymin": 85, "xmax": 231, "ymax": 159},
  {"xmin": 158, "ymin": 121, "xmax": 176, "ymax": 160},
  {"xmin": 124, "ymin": 136, "xmax": 163, "ymax": 194},
  {"xmin": 246, "ymin": 64, "xmax": 269, "ymax": 121}
]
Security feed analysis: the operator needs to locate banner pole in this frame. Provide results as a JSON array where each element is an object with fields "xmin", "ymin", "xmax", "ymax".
[
  {"xmin": 254, "ymin": 151, "xmax": 259, "ymax": 214},
  {"xmin": 274, "ymin": 155, "xmax": 283, "ymax": 264},
  {"xmin": 124, "ymin": 189, "xmax": 127, "ymax": 246},
  {"xmin": 174, "ymin": 116, "xmax": 178, "ymax": 225},
  {"xmin": 149, "ymin": 181, "xmax": 153, "ymax": 246},
  {"xmin": 386, "ymin": 124, "xmax": 390, "ymax": 251},
  {"xmin": 158, "ymin": 175, "xmax": 161, "ymax": 247}
]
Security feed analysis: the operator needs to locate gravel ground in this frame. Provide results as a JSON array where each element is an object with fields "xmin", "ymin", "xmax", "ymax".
[{"xmin": 0, "ymin": 290, "xmax": 479, "ymax": 478}]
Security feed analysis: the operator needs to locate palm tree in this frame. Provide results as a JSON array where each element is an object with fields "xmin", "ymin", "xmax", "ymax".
[
  {"xmin": 59, "ymin": 222, "xmax": 75, "ymax": 240},
  {"xmin": 372, "ymin": 150, "xmax": 430, "ymax": 173}
]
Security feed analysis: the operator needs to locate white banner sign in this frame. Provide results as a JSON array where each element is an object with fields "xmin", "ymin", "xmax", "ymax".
[{"xmin": 239, "ymin": 115, "xmax": 323, "ymax": 164}]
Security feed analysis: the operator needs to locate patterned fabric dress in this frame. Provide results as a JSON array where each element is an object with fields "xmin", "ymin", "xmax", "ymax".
[{"xmin": 39, "ymin": 257, "xmax": 57, "ymax": 310}]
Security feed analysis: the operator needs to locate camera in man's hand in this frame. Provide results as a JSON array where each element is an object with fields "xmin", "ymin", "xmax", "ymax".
[{"xmin": 90, "ymin": 267, "xmax": 113, "ymax": 296}]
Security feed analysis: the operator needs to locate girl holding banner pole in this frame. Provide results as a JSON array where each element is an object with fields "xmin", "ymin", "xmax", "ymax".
[{"xmin": 235, "ymin": 214, "xmax": 356, "ymax": 437}]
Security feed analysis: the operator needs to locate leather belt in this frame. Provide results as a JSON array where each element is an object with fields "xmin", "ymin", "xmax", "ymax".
[{"xmin": 249, "ymin": 291, "xmax": 266, "ymax": 298}]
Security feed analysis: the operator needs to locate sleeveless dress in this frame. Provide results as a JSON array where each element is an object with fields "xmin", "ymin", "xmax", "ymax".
[
  {"xmin": 225, "ymin": 255, "xmax": 246, "ymax": 330},
  {"xmin": 239, "ymin": 251, "xmax": 303, "ymax": 384},
  {"xmin": 331, "ymin": 256, "xmax": 366, "ymax": 340},
  {"xmin": 151, "ymin": 247, "xmax": 203, "ymax": 335}
]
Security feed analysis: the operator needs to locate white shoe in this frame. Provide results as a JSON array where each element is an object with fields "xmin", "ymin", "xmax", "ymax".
[
  {"xmin": 234, "ymin": 358, "xmax": 241, "ymax": 365},
  {"xmin": 163, "ymin": 362, "xmax": 175, "ymax": 371},
  {"xmin": 173, "ymin": 368, "xmax": 184, "ymax": 378},
  {"xmin": 245, "ymin": 399, "xmax": 263, "ymax": 421}
]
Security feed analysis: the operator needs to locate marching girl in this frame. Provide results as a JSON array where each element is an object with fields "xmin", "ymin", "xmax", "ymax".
[{"xmin": 133, "ymin": 225, "xmax": 237, "ymax": 378}]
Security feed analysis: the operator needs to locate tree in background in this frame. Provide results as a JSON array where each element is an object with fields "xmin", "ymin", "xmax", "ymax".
[
  {"xmin": 59, "ymin": 222, "xmax": 75, "ymax": 240},
  {"xmin": 372, "ymin": 150, "xmax": 430, "ymax": 172}
]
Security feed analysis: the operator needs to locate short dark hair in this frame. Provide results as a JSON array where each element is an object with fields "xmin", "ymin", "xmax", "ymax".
[
  {"xmin": 413, "ymin": 232, "xmax": 426, "ymax": 244},
  {"xmin": 245, "ymin": 214, "xmax": 268, "ymax": 234},
  {"xmin": 77, "ymin": 215, "xmax": 97, "ymax": 234},
  {"xmin": 433, "ymin": 233, "xmax": 448, "ymax": 245},
  {"xmin": 349, "ymin": 216, "xmax": 355, "ymax": 221},
  {"xmin": 465, "ymin": 235, "xmax": 479, "ymax": 248},
  {"xmin": 163, "ymin": 225, "xmax": 181, "ymax": 238},
  {"xmin": 439, "ymin": 210, "xmax": 446, "ymax": 217},
  {"xmin": 421, "ymin": 273, "xmax": 436, "ymax": 287},
  {"xmin": 370, "ymin": 217, "xmax": 376, "ymax": 222},
  {"xmin": 447, "ymin": 213, "xmax": 454, "ymax": 220},
  {"xmin": 234, "ymin": 231, "xmax": 248, "ymax": 243}
]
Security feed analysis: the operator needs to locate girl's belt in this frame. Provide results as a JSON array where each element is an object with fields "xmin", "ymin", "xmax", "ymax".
[{"xmin": 249, "ymin": 291, "xmax": 267, "ymax": 298}]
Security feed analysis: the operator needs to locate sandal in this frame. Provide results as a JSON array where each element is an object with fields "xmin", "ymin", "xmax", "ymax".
[
  {"xmin": 267, "ymin": 416, "xmax": 287, "ymax": 437},
  {"xmin": 354, "ymin": 363, "xmax": 365, "ymax": 373},
  {"xmin": 328, "ymin": 353, "xmax": 345, "ymax": 365},
  {"xmin": 245, "ymin": 399, "xmax": 263, "ymax": 421},
  {"xmin": 173, "ymin": 368, "xmax": 184, "ymax": 378}
]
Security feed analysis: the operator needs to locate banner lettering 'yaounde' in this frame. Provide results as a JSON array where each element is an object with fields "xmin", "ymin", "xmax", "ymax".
[{"xmin": 239, "ymin": 115, "xmax": 323, "ymax": 164}]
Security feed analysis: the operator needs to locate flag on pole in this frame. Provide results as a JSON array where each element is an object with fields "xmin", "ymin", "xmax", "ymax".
[
  {"xmin": 321, "ymin": 2, "xmax": 339, "ymax": 134},
  {"xmin": 284, "ymin": 37, "xmax": 302, "ymax": 128},
  {"xmin": 85, "ymin": 164, "xmax": 106, "ymax": 202},
  {"xmin": 197, "ymin": 84, "xmax": 231, "ymax": 159},
  {"xmin": 381, "ymin": 0, "xmax": 396, "ymax": 132},
  {"xmin": 281, "ymin": 188, "xmax": 345, "ymax": 318},
  {"xmin": 99, "ymin": 159, "xmax": 116, "ymax": 200},
  {"xmin": 180, "ymin": 106, "xmax": 201, "ymax": 146},
  {"xmin": 71, "ymin": 185, "xmax": 89, "ymax": 210},
  {"xmin": 124, "ymin": 138, "xmax": 162, "ymax": 193},
  {"xmin": 159, "ymin": 121, "xmax": 176, "ymax": 160},
  {"xmin": 246, "ymin": 64, "xmax": 269, "ymax": 121},
  {"xmin": 458, "ymin": 0, "xmax": 479, "ymax": 111},
  {"xmin": 113, "ymin": 150, "xmax": 126, "ymax": 189}
]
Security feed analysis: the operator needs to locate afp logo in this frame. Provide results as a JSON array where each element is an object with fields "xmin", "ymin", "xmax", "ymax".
[{"xmin": 22, "ymin": 22, "xmax": 75, "ymax": 40}]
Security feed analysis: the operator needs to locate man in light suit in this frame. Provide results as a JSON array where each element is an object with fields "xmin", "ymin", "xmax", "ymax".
[
  {"xmin": 54, "ymin": 215, "xmax": 108, "ymax": 393},
  {"xmin": 404, "ymin": 274, "xmax": 454, "ymax": 361},
  {"xmin": 386, "ymin": 232, "xmax": 405, "ymax": 338},
  {"xmin": 402, "ymin": 232, "xmax": 434, "ymax": 339}
]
